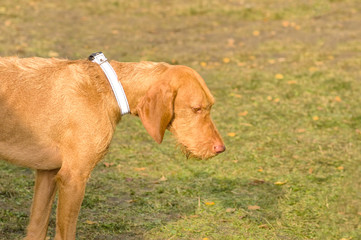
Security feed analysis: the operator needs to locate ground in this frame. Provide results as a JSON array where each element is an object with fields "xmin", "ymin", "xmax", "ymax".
[{"xmin": 0, "ymin": 0, "xmax": 360, "ymax": 239}]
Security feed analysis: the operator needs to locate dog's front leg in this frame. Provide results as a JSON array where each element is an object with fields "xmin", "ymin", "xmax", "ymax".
[
  {"xmin": 54, "ymin": 165, "xmax": 90, "ymax": 240},
  {"xmin": 25, "ymin": 169, "xmax": 59, "ymax": 240}
]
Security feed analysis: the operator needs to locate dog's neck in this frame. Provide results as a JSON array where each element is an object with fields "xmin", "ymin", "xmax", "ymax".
[{"xmin": 110, "ymin": 61, "xmax": 170, "ymax": 115}]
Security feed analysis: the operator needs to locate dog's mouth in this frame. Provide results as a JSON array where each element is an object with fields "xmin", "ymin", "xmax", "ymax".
[{"xmin": 177, "ymin": 143, "xmax": 216, "ymax": 160}]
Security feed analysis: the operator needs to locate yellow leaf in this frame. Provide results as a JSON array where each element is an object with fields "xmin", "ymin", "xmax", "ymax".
[
  {"xmin": 200, "ymin": 62, "xmax": 207, "ymax": 67},
  {"xmin": 134, "ymin": 167, "xmax": 146, "ymax": 171},
  {"xmin": 287, "ymin": 80, "xmax": 297, "ymax": 84},
  {"xmin": 275, "ymin": 74, "xmax": 284, "ymax": 79},
  {"xmin": 273, "ymin": 98, "xmax": 280, "ymax": 103},
  {"xmin": 267, "ymin": 96, "xmax": 273, "ymax": 101},
  {"xmin": 233, "ymin": 94, "xmax": 242, "ymax": 99},
  {"xmin": 85, "ymin": 220, "xmax": 97, "ymax": 225},
  {"xmin": 227, "ymin": 132, "xmax": 236, "ymax": 137},
  {"xmin": 240, "ymin": 123, "xmax": 253, "ymax": 127},
  {"xmin": 252, "ymin": 30, "xmax": 260, "ymax": 36},
  {"xmin": 337, "ymin": 166, "xmax": 344, "ymax": 170},
  {"xmin": 257, "ymin": 168, "xmax": 264, "ymax": 172},
  {"xmin": 313, "ymin": 116, "xmax": 319, "ymax": 121},
  {"xmin": 48, "ymin": 51, "xmax": 59, "ymax": 58},
  {"xmin": 227, "ymin": 38, "xmax": 235, "ymax": 47},
  {"xmin": 295, "ymin": 128, "xmax": 306, "ymax": 133},
  {"xmin": 223, "ymin": 57, "xmax": 230, "ymax": 63},
  {"xmin": 237, "ymin": 62, "xmax": 246, "ymax": 67},
  {"xmin": 203, "ymin": 238, "xmax": 210, "ymax": 240},
  {"xmin": 238, "ymin": 111, "xmax": 248, "ymax": 116},
  {"xmin": 248, "ymin": 205, "xmax": 261, "ymax": 210},
  {"xmin": 274, "ymin": 181, "xmax": 287, "ymax": 185},
  {"xmin": 282, "ymin": 21, "xmax": 289, "ymax": 27},
  {"xmin": 334, "ymin": 96, "xmax": 342, "ymax": 102},
  {"xmin": 4, "ymin": 20, "xmax": 11, "ymax": 27},
  {"xmin": 309, "ymin": 67, "xmax": 318, "ymax": 72},
  {"xmin": 268, "ymin": 59, "xmax": 276, "ymax": 64},
  {"xmin": 226, "ymin": 208, "xmax": 236, "ymax": 213},
  {"xmin": 205, "ymin": 201, "xmax": 215, "ymax": 206}
]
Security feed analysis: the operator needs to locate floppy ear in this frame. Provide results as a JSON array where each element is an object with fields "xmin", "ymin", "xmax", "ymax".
[{"xmin": 137, "ymin": 83, "xmax": 176, "ymax": 144}]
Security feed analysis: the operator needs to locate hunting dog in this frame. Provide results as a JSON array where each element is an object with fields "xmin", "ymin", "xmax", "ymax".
[{"xmin": 0, "ymin": 55, "xmax": 225, "ymax": 240}]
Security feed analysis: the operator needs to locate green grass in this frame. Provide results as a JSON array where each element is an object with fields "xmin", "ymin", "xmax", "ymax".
[{"xmin": 1, "ymin": 0, "xmax": 360, "ymax": 239}]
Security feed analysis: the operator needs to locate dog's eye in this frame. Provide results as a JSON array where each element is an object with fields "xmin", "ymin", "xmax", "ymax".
[{"xmin": 192, "ymin": 107, "xmax": 202, "ymax": 113}]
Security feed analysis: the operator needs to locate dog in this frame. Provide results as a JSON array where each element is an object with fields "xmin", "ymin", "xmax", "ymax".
[{"xmin": 0, "ymin": 54, "xmax": 225, "ymax": 240}]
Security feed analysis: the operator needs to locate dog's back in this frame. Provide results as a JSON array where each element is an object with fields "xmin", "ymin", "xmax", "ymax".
[{"xmin": 0, "ymin": 57, "xmax": 115, "ymax": 170}]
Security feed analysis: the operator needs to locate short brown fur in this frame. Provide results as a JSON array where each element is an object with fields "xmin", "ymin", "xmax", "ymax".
[{"xmin": 0, "ymin": 56, "xmax": 225, "ymax": 240}]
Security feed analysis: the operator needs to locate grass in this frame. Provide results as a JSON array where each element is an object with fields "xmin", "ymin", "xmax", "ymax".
[{"xmin": 0, "ymin": 0, "xmax": 360, "ymax": 239}]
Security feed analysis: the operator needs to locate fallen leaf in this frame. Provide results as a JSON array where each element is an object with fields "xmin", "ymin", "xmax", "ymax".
[
  {"xmin": 153, "ymin": 175, "xmax": 167, "ymax": 184},
  {"xmin": 258, "ymin": 224, "xmax": 270, "ymax": 229},
  {"xmin": 334, "ymin": 96, "xmax": 342, "ymax": 102},
  {"xmin": 267, "ymin": 96, "xmax": 273, "ymax": 101},
  {"xmin": 237, "ymin": 62, "xmax": 246, "ymax": 67},
  {"xmin": 48, "ymin": 51, "xmax": 59, "ymax": 58},
  {"xmin": 227, "ymin": 38, "xmax": 235, "ymax": 47},
  {"xmin": 200, "ymin": 61, "xmax": 207, "ymax": 67},
  {"xmin": 134, "ymin": 167, "xmax": 146, "ymax": 171},
  {"xmin": 275, "ymin": 74, "xmax": 284, "ymax": 79},
  {"xmin": 205, "ymin": 201, "xmax": 215, "ymax": 206},
  {"xmin": 287, "ymin": 80, "xmax": 297, "ymax": 84},
  {"xmin": 295, "ymin": 128, "xmax": 306, "ymax": 133},
  {"xmin": 313, "ymin": 116, "xmax": 319, "ymax": 121},
  {"xmin": 309, "ymin": 67, "xmax": 318, "ymax": 72},
  {"xmin": 268, "ymin": 59, "xmax": 276, "ymax": 64},
  {"xmin": 226, "ymin": 208, "xmax": 236, "ymax": 213},
  {"xmin": 273, "ymin": 98, "xmax": 280, "ymax": 103},
  {"xmin": 227, "ymin": 132, "xmax": 236, "ymax": 137},
  {"xmin": 308, "ymin": 168, "xmax": 313, "ymax": 174},
  {"xmin": 274, "ymin": 181, "xmax": 287, "ymax": 185},
  {"xmin": 103, "ymin": 162, "xmax": 114, "ymax": 167},
  {"xmin": 249, "ymin": 179, "xmax": 265, "ymax": 185},
  {"xmin": 337, "ymin": 166, "xmax": 344, "ymax": 170},
  {"xmin": 282, "ymin": 21, "xmax": 289, "ymax": 27},
  {"xmin": 238, "ymin": 111, "xmax": 248, "ymax": 116},
  {"xmin": 257, "ymin": 168, "xmax": 264, "ymax": 172},
  {"xmin": 248, "ymin": 205, "xmax": 261, "ymax": 210},
  {"xmin": 252, "ymin": 30, "xmax": 260, "ymax": 36},
  {"xmin": 85, "ymin": 220, "xmax": 97, "ymax": 225},
  {"xmin": 4, "ymin": 20, "xmax": 11, "ymax": 26},
  {"xmin": 223, "ymin": 57, "xmax": 231, "ymax": 63},
  {"xmin": 202, "ymin": 238, "xmax": 210, "ymax": 240}
]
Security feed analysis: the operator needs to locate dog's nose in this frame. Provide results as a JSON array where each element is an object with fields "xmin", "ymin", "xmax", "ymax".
[{"xmin": 213, "ymin": 144, "xmax": 226, "ymax": 154}]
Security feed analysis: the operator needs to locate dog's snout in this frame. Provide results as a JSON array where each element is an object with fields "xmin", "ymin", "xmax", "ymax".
[{"xmin": 213, "ymin": 144, "xmax": 226, "ymax": 154}]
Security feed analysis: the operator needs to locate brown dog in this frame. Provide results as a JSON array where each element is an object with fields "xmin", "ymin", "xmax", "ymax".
[{"xmin": 0, "ymin": 55, "xmax": 225, "ymax": 240}]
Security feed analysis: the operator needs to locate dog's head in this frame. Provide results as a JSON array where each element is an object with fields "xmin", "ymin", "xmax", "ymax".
[{"xmin": 136, "ymin": 65, "xmax": 225, "ymax": 159}]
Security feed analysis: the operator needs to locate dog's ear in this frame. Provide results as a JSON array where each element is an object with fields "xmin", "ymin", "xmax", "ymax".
[{"xmin": 137, "ymin": 83, "xmax": 176, "ymax": 144}]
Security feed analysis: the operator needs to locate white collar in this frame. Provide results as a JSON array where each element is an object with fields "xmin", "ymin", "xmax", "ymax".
[{"xmin": 89, "ymin": 52, "xmax": 130, "ymax": 115}]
